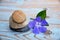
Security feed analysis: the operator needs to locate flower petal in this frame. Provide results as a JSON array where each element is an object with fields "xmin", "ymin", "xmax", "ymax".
[
  {"xmin": 32, "ymin": 27, "xmax": 39, "ymax": 34},
  {"xmin": 41, "ymin": 19, "xmax": 49, "ymax": 26},
  {"xmin": 35, "ymin": 17, "xmax": 42, "ymax": 22},
  {"xmin": 28, "ymin": 21, "xmax": 36, "ymax": 29},
  {"xmin": 39, "ymin": 26, "xmax": 47, "ymax": 33}
]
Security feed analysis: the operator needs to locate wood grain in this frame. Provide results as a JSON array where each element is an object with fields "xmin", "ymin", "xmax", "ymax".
[{"xmin": 0, "ymin": 0, "xmax": 60, "ymax": 40}]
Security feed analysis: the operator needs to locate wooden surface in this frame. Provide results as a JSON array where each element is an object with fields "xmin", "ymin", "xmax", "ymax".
[{"xmin": 0, "ymin": 0, "xmax": 60, "ymax": 40}]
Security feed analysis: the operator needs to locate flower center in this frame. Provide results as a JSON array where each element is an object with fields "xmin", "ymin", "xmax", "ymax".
[{"xmin": 35, "ymin": 22, "xmax": 41, "ymax": 27}]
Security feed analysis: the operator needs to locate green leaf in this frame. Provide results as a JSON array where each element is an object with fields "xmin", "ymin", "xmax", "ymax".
[
  {"xmin": 36, "ymin": 9, "xmax": 46, "ymax": 19},
  {"xmin": 36, "ymin": 9, "xmax": 49, "ymax": 26}
]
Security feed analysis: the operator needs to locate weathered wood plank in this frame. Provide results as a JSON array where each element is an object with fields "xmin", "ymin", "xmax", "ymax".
[
  {"xmin": 0, "ymin": 8, "xmax": 60, "ymax": 24},
  {"xmin": 0, "ymin": 3, "xmax": 60, "ymax": 8},
  {"xmin": 0, "ymin": 0, "xmax": 60, "ymax": 40},
  {"xmin": 0, "ymin": 21, "xmax": 60, "ymax": 32},
  {"xmin": 0, "ymin": 0, "xmax": 60, "ymax": 8},
  {"xmin": 0, "ymin": 8, "xmax": 43, "ymax": 20},
  {"xmin": 0, "ymin": 21, "xmax": 60, "ymax": 40}
]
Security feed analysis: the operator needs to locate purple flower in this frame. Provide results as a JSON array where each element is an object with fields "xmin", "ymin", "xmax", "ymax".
[{"xmin": 28, "ymin": 17, "xmax": 48, "ymax": 34}]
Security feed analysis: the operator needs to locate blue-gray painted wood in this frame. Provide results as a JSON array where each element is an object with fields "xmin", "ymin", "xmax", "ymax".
[{"xmin": 0, "ymin": 0, "xmax": 60, "ymax": 40}]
